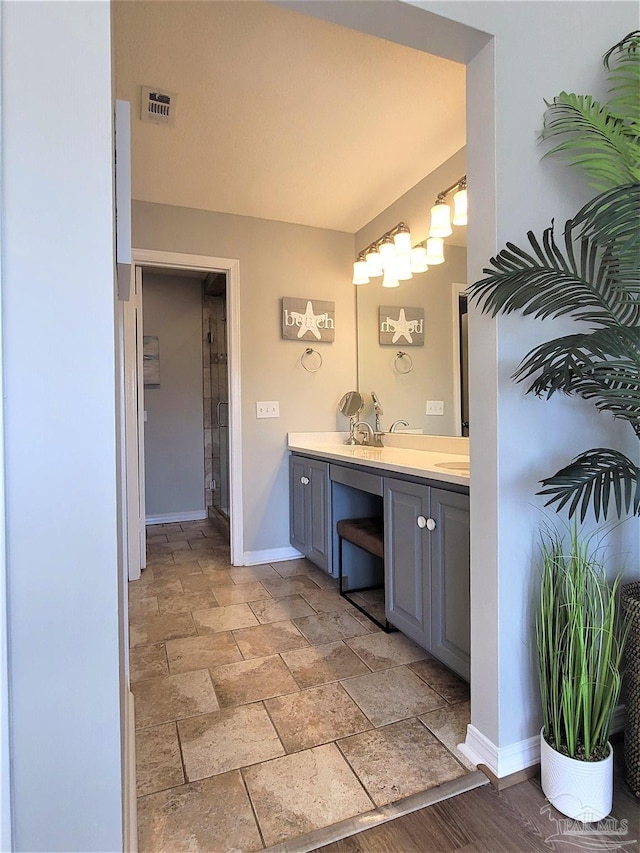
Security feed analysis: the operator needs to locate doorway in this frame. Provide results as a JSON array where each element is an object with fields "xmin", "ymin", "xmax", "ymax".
[{"xmin": 123, "ymin": 249, "xmax": 243, "ymax": 569}]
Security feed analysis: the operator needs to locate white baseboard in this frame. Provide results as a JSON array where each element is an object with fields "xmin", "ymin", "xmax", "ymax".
[
  {"xmin": 145, "ymin": 510, "xmax": 208, "ymax": 525},
  {"xmin": 460, "ymin": 725, "xmax": 540, "ymax": 778},
  {"xmin": 243, "ymin": 546, "xmax": 304, "ymax": 566},
  {"xmin": 124, "ymin": 690, "xmax": 137, "ymax": 853},
  {"xmin": 460, "ymin": 701, "xmax": 626, "ymax": 779}
]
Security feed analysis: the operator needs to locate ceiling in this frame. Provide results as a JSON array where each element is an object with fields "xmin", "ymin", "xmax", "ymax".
[{"xmin": 114, "ymin": 1, "xmax": 466, "ymax": 235}]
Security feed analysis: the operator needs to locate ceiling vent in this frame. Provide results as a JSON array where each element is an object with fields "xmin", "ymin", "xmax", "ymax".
[{"xmin": 140, "ymin": 86, "xmax": 176, "ymax": 126}]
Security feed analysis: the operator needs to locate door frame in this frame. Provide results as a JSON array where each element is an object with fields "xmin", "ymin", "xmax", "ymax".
[
  {"xmin": 451, "ymin": 282, "xmax": 467, "ymax": 438},
  {"xmin": 125, "ymin": 248, "xmax": 244, "ymax": 566}
]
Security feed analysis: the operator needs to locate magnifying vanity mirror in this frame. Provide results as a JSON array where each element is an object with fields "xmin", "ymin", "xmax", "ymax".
[
  {"xmin": 338, "ymin": 391, "xmax": 364, "ymax": 419},
  {"xmin": 355, "ymin": 250, "xmax": 469, "ymax": 437},
  {"xmin": 338, "ymin": 391, "xmax": 365, "ymax": 445}
]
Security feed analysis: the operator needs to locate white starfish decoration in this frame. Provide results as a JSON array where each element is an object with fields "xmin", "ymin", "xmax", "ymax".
[
  {"xmin": 386, "ymin": 308, "xmax": 420, "ymax": 344},
  {"xmin": 290, "ymin": 300, "xmax": 326, "ymax": 340}
]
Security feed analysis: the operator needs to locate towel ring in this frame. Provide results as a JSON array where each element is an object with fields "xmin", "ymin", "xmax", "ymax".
[
  {"xmin": 301, "ymin": 347, "xmax": 323, "ymax": 373},
  {"xmin": 394, "ymin": 351, "xmax": 414, "ymax": 374}
]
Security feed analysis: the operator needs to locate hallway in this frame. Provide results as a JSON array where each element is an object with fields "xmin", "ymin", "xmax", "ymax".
[{"xmin": 130, "ymin": 520, "xmax": 475, "ymax": 851}]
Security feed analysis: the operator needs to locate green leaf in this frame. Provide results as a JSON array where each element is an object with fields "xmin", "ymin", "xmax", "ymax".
[
  {"xmin": 540, "ymin": 93, "xmax": 640, "ymax": 190},
  {"xmin": 469, "ymin": 220, "xmax": 632, "ymax": 327},
  {"xmin": 538, "ymin": 449, "xmax": 640, "ymax": 521},
  {"xmin": 513, "ymin": 327, "xmax": 640, "ymax": 428},
  {"xmin": 571, "ymin": 184, "xmax": 640, "ymax": 312},
  {"xmin": 603, "ymin": 31, "xmax": 640, "ymax": 126}
]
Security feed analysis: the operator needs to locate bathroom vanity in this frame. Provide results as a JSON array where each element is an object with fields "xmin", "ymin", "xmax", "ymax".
[{"xmin": 288, "ymin": 432, "xmax": 470, "ymax": 680}]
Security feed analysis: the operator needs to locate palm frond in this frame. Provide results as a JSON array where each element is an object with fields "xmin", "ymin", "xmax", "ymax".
[
  {"xmin": 468, "ymin": 220, "xmax": 631, "ymax": 326},
  {"xmin": 513, "ymin": 327, "xmax": 640, "ymax": 426},
  {"xmin": 572, "ymin": 182, "xmax": 640, "ymax": 248},
  {"xmin": 540, "ymin": 93, "xmax": 640, "ymax": 190},
  {"xmin": 571, "ymin": 184, "xmax": 640, "ymax": 308},
  {"xmin": 603, "ymin": 31, "xmax": 640, "ymax": 126},
  {"xmin": 538, "ymin": 448, "xmax": 640, "ymax": 521}
]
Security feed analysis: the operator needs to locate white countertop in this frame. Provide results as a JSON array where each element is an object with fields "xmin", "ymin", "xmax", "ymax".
[{"xmin": 287, "ymin": 432, "xmax": 470, "ymax": 487}]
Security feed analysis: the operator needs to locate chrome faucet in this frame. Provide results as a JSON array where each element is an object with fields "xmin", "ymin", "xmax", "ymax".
[
  {"xmin": 353, "ymin": 421, "xmax": 385, "ymax": 447},
  {"xmin": 389, "ymin": 419, "xmax": 409, "ymax": 432},
  {"xmin": 353, "ymin": 421, "xmax": 373, "ymax": 445}
]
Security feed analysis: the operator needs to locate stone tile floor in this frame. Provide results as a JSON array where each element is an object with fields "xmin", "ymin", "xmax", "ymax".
[{"xmin": 131, "ymin": 520, "xmax": 472, "ymax": 851}]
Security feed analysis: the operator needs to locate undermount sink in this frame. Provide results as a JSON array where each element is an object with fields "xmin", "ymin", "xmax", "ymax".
[{"xmin": 434, "ymin": 461, "xmax": 470, "ymax": 473}]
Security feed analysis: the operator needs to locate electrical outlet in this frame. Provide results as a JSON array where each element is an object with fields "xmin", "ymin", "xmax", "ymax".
[
  {"xmin": 426, "ymin": 400, "xmax": 444, "ymax": 416},
  {"xmin": 256, "ymin": 401, "xmax": 280, "ymax": 419}
]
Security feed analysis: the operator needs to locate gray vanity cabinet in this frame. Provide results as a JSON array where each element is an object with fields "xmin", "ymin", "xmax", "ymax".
[
  {"xmin": 429, "ymin": 487, "xmax": 471, "ymax": 679},
  {"xmin": 383, "ymin": 479, "xmax": 431, "ymax": 642},
  {"xmin": 384, "ymin": 477, "xmax": 470, "ymax": 680},
  {"xmin": 289, "ymin": 455, "xmax": 331, "ymax": 573}
]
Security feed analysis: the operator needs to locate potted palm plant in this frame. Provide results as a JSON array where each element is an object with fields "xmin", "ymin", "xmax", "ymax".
[
  {"xmin": 469, "ymin": 31, "xmax": 639, "ymax": 814},
  {"xmin": 537, "ymin": 526, "xmax": 628, "ymax": 819}
]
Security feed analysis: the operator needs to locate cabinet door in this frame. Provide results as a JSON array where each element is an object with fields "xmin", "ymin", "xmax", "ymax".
[
  {"xmin": 430, "ymin": 488, "xmax": 470, "ymax": 680},
  {"xmin": 384, "ymin": 477, "xmax": 430, "ymax": 649},
  {"xmin": 289, "ymin": 456, "xmax": 308, "ymax": 555},
  {"xmin": 307, "ymin": 459, "xmax": 331, "ymax": 573}
]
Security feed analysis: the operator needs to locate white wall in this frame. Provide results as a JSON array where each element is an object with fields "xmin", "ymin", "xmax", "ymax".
[
  {"xmin": 1, "ymin": 2, "xmax": 124, "ymax": 849},
  {"xmin": 143, "ymin": 272, "xmax": 205, "ymax": 519},
  {"xmin": 132, "ymin": 202, "xmax": 357, "ymax": 558}
]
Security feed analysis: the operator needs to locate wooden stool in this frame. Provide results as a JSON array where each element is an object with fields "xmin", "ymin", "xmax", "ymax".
[{"xmin": 336, "ymin": 517, "xmax": 394, "ymax": 632}]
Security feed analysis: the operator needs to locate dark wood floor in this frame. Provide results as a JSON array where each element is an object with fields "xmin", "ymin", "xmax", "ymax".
[{"xmin": 314, "ymin": 744, "xmax": 638, "ymax": 852}]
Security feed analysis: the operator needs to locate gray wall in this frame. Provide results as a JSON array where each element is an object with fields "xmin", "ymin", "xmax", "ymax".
[
  {"xmin": 356, "ymin": 149, "xmax": 467, "ymax": 434},
  {"xmin": 2, "ymin": 2, "xmax": 123, "ymax": 849},
  {"xmin": 143, "ymin": 273, "xmax": 205, "ymax": 519},
  {"xmin": 132, "ymin": 202, "xmax": 357, "ymax": 557}
]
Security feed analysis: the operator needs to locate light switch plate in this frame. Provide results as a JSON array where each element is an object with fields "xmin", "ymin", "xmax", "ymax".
[
  {"xmin": 426, "ymin": 400, "xmax": 444, "ymax": 416},
  {"xmin": 256, "ymin": 401, "xmax": 279, "ymax": 419}
]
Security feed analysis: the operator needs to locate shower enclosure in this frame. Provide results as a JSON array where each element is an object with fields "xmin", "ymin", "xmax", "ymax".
[{"xmin": 203, "ymin": 274, "xmax": 230, "ymax": 538}]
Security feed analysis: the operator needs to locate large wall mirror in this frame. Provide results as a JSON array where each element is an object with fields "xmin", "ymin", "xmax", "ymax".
[
  {"xmin": 356, "ymin": 245, "xmax": 468, "ymax": 437},
  {"xmin": 354, "ymin": 148, "xmax": 469, "ymax": 437}
]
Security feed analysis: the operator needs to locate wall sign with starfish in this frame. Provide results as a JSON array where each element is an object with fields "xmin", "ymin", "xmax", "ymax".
[
  {"xmin": 379, "ymin": 306, "xmax": 424, "ymax": 346},
  {"xmin": 281, "ymin": 297, "xmax": 336, "ymax": 342}
]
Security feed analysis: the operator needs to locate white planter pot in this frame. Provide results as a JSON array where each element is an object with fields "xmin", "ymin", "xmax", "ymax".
[{"xmin": 540, "ymin": 729, "xmax": 613, "ymax": 821}]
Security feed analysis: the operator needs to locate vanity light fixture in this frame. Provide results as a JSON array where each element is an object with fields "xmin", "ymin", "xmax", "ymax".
[
  {"xmin": 427, "ymin": 175, "xmax": 468, "ymax": 265},
  {"xmin": 354, "ymin": 221, "xmax": 422, "ymax": 287},
  {"xmin": 365, "ymin": 245, "xmax": 383, "ymax": 277},
  {"xmin": 453, "ymin": 177, "xmax": 468, "ymax": 226},
  {"xmin": 382, "ymin": 265, "xmax": 400, "ymax": 288},
  {"xmin": 352, "ymin": 252, "xmax": 370, "ymax": 285},
  {"xmin": 425, "ymin": 237, "xmax": 445, "ymax": 265},
  {"xmin": 428, "ymin": 199, "xmax": 453, "ymax": 238},
  {"xmin": 393, "ymin": 223, "xmax": 412, "ymax": 256},
  {"xmin": 410, "ymin": 245, "xmax": 429, "ymax": 273}
]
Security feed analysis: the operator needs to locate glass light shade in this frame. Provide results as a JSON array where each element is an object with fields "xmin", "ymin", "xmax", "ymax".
[
  {"xmin": 382, "ymin": 265, "xmax": 400, "ymax": 288},
  {"xmin": 410, "ymin": 246, "xmax": 429, "ymax": 273},
  {"xmin": 352, "ymin": 259, "xmax": 370, "ymax": 285},
  {"xmin": 425, "ymin": 237, "xmax": 445, "ymax": 265},
  {"xmin": 396, "ymin": 255, "xmax": 413, "ymax": 280},
  {"xmin": 365, "ymin": 247, "xmax": 383, "ymax": 276},
  {"xmin": 393, "ymin": 228, "xmax": 412, "ymax": 257},
  {"xmin": 429, "ymin": 201, "xmax": 452, "ymax": 238},
  {"xmin": 378, "ymin": 237, "xmax": 396, "ymax": 267},
  {"xmin": 453, "ymin": 188, "xmax": 468, "ymax": 226}
]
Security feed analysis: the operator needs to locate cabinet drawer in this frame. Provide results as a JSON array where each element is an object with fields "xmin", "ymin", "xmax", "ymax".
[{"xmin": 330, "ymin": 464, "xmax": 383, "ymax": 496}]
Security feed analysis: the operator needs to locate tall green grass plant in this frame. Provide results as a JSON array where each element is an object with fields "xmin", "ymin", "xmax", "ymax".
[{"xmin": 536, "ymin": 525, "xmax": 630, "ymax": 761}]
